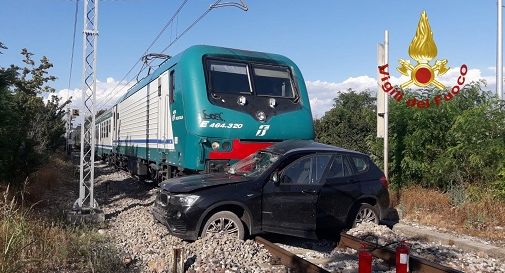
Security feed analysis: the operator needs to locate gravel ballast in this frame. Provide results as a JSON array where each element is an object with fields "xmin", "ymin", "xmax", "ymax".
[
  {"xmin": 92, "ymin": 163, "xmax": 505, "ymax": 273},
  {"xmin": 94, "ymin": 164, "xmax": 286, "ymax": 273}
]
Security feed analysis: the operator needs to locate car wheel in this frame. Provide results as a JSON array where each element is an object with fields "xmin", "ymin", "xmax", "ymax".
[
  {"xmin": 353, "ymin": 203, "xmax": 379, "ymax": 227},
  {"xmin": 202, "ymin": 211, "xmax": 245, "ymax": 240}
]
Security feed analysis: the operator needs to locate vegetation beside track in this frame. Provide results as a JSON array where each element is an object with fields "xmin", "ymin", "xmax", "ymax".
[
  {"xmin": 0, "ymin": 42, "xmax": 68, "ymax": 189},
  {"xmin": 0, "ymin": 154, "xmax": 123, "ymax": 273},
  {"xmin": 395, "ymin": 185, "xmax": 505, "ymax": 241},
  {"xmin": 315, "ymin": 83, "xmax": 505, "ymax": 239}
]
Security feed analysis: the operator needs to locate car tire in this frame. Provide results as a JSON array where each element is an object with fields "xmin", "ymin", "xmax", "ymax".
[
  {"xmin": 352, "ymin": 203, "xmax": 379, "ymax": 227},
  {"xmin": 202, "ymin": 211, "xmax": 245, "ymax": 240}
]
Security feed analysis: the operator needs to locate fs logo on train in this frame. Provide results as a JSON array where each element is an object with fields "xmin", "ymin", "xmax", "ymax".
[{"xmin": 378, "ymin": 11, "xmax": 468, "ymax": 109}]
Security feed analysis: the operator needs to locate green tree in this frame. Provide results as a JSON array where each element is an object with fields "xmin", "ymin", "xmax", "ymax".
[
  {"xmin": 314, "ymin": 83, "xmax": 505, "ymax": 199},
  {"xmin": 0, "ymin": 44, "xmax": 69, "ymax": 185},
  {"xmin": 315, "ymin": 90, "xmax": 376, "ymax": 154}
]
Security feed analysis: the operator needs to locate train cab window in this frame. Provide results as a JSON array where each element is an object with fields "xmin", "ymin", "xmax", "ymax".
[
  {"xmin": 169, "ymin": 70, "xmax": 175, "ymax": 103},
  {"xmin": 252, "ymin": 66, "xmax": 294, "ymax": 98},
  {"xmin": 207, "ymin": 60, "xmax": 251, "ymax": 95},
  {"xmin": 157, "ymin": 78, "xmax": 162, "ymax": 97}
]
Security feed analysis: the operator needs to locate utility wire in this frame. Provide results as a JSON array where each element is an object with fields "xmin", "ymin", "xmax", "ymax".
[
  {"xmin": 67, "ymin": 0, "xmax": 79, "ymax": 90},
  {"xmin": 98, "ymin": 0, "xmax": 223, "ymax": 109},
  {"xmin": 97, "ymin": 0, "xmax": 248, "ymax": 109},
  {"xmin": 97, "ymin": 0, "xmax": 190, "ymax": 109}
]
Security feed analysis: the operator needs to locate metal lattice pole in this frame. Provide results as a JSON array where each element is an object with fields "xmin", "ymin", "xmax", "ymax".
[{"xmin": 74, "ymin": 0, "xmax": 99, "ymax": 211}]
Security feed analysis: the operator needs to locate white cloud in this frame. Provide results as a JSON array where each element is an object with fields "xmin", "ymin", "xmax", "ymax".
[
  {"xmin": 307, "ymin": 67, "xmax": 496, "ymax": 118},
  {"xmin": 47, "ymin": 77, "xmax": 133, "ymax": 106},
  {"xmin": 43, "ymin": 67, "xmax": 498, "ymax": 124},
  {"xmin": 306, "ymin": 77, "xmax": 378, "ymax": 118},
  {"xmin": 44, "ymin": 77, "xmax": 134, "ymax": 125}
]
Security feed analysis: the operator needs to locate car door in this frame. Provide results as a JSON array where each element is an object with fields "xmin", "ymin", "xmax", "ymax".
[
  {"xmin": 262, "ymin": 154, "xmax": 332, "ymax": 238},
  {"xmin": 317, "ymin": 153, "xmax": 359, "ymax": 230}
]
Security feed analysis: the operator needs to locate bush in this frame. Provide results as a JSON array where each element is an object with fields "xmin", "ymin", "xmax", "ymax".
[
  {"xmin": 0, "ymin": 44, "xmax": 69, "ymax": 187},
  {"xmin": 314, "ymin": 83, "xmax": 505, "ymax": 199},
  {"xmin": 0, "ymin": 188, "xmax": 123, "ymax": 273}
]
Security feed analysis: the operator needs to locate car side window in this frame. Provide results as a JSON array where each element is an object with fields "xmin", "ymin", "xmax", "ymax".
[
  {"xmin": 326, "ymin": 155, "xmax": 353, "ymax": 178},
  {"xmin": 313, "ymin": 154, "xmax": 332, "ymax": 183},
  {"xmin": 351, "ymin": 156, "xmax": 369, "ymax": 173},
  {"xmin": 282, "ymin": 156, "xmax": 312, "ymax": 185}
]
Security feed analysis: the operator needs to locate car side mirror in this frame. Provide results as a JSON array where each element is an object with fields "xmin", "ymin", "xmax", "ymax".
[{"xmin": 272, "ymin": 172, "xmax": 280, "ymax": 186}]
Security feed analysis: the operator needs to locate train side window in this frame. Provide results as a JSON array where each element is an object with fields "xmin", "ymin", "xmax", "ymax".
[
  {"xmin": 157, "ymin": 77, "xmax": 162, "ymax": 97},
  {"xmin": 169, "ymin": 70, "xmax": 175, "ymax": 104}
]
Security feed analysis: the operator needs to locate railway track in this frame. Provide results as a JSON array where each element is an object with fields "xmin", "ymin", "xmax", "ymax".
[
  {"xmin": 338, "ymin": 232, "xmax": 464, "ymax": 273},
  {"xmin": 255, "ymin": 234, "xmax": 465, "ymax": 273},
  {"xmin": 255, "ymin": 236, "xmax": 331, "ymax": 273}
]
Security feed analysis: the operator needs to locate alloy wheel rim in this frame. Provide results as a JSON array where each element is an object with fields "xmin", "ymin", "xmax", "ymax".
[
  {"xmin": 205, "ymin": 217, "xmax": 239, "ymax": 237},
  {"xmin": 355, "ymin": 208, "xmax": 378, "ymax": 224}
]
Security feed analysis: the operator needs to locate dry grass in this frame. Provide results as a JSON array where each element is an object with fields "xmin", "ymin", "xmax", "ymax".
[
  {"xmin": 397, "ymin": 186, "xmax": 505, "ymax": 241},
  {"xmin": 24, "ymin": 154, "xmax": 69, "ymax": 204},
  {"xmin": 0, "ymin": 153, "xmax": 124, "ymax": 273}
]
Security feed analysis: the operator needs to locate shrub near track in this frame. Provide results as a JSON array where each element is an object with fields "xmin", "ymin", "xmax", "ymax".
[
  {"xmin": 315, "ymin": 83, "xmax": 505, "ymax": 199},
  {"xmin": 0, "ymin": 155, "xmax": 124, "ymax": 273},
  {"xmin": 0, "ymin": 200, "xmax": 122, "ymax": 273},
  {"xmin": 315, "ymin": 83, "xmax": 505, "ymax": 240}
]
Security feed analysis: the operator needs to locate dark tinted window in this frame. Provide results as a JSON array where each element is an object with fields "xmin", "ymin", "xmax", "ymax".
[
  {"xmin": 282, "ymin": 156, "xmax": 312, "ymax": 185},
  {"xmin": 169, "ymin": 70, "xmax": 175, "ymax": 103},
  {"xmin": 313, "ymin": 154, "xmax": 332, "ymax": 183},
  {"xmin": 351, "ymin": 156, "xmax": 369, "ymax": 173},
  {"xmin": 208, "ymin": 60, "xmax": 251, "ymax": 94},
  {"xmin": 252, "ymin": 66, "xmax": 294, "ymax": 98},
  {"xmin": 327, "ymin": 155, "xmax": 353, "ymax": 178}
]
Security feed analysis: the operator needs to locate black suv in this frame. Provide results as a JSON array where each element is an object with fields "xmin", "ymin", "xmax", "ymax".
[{"xmin": 152, "ymin": 140, "xmax": 390, "ymax": 240}]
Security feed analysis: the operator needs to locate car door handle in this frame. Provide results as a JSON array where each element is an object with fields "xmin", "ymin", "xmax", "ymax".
[{"xmin": 302, "ymin": 189, "xmax": 317, "ymax": 194}]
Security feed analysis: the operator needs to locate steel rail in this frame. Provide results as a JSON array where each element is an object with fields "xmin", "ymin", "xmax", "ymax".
[
  {"xmin": 255, "ymin": 236, "xmax": 331, "ymax": 273},
  {"xmin": 338, "ymin": 233, "xmax": 464, "ymax": 273}
]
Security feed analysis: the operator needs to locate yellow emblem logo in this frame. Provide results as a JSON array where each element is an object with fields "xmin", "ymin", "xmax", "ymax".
[{"xmin": 397, "ymin": 11, "xmax": 449, "ymax": 90}]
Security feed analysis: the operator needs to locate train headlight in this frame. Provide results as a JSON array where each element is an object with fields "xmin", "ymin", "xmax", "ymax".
[
  {"xmin": 211, "ymin": 141, "xmax": 220, "ymax": 150},
  {"xmin": 269, "ymin": 98, "xmax": 277, "ymax": 108},
  {"xmin": 237, "ymin": 96, "xmax": 247, "ymax": 106},
  {"xmin": 222, "ymin": 141, "xmax": 231, "ymax": 151},
  {"xmin": 256, "ymin": 111, "xmax": 266, "ymax": 121}
]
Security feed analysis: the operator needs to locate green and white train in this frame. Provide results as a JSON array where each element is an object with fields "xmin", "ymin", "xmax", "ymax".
[{"xmin": 95, "ymin": 45, "xmax": 314, "ymax": 181}]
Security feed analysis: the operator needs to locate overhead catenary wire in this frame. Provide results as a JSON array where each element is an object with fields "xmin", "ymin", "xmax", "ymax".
[
  {"xmin": 97, "ymin": 0, "xmax": 248, "ymax": 110},
  {"xmin": 96, "ymin": 0, "xmax": 190, "ymax": 109},
  {"xmin": 67, "ymin": 0, "xmax": 79, "ymax": 91}
]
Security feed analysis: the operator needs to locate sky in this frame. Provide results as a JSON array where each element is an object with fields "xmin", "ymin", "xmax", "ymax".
[{"xmin": 0, "ymin": 0, "xmax": 501, "ymax": 117}]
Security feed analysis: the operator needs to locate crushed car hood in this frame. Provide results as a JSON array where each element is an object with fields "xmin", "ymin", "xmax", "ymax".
[{"xmin": 160, "ymin": 173, "xmax": 249, "ymax": 193}]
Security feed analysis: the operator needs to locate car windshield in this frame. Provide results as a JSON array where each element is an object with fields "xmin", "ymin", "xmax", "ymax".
[{"xmin": 228, "ymin": 151, "xmax": 279, "ymax": 177}]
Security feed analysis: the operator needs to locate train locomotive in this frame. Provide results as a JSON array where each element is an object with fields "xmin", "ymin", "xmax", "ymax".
[{"xmin": 95, "ymin": 45, "xmax": 314, "ymax": 181}]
